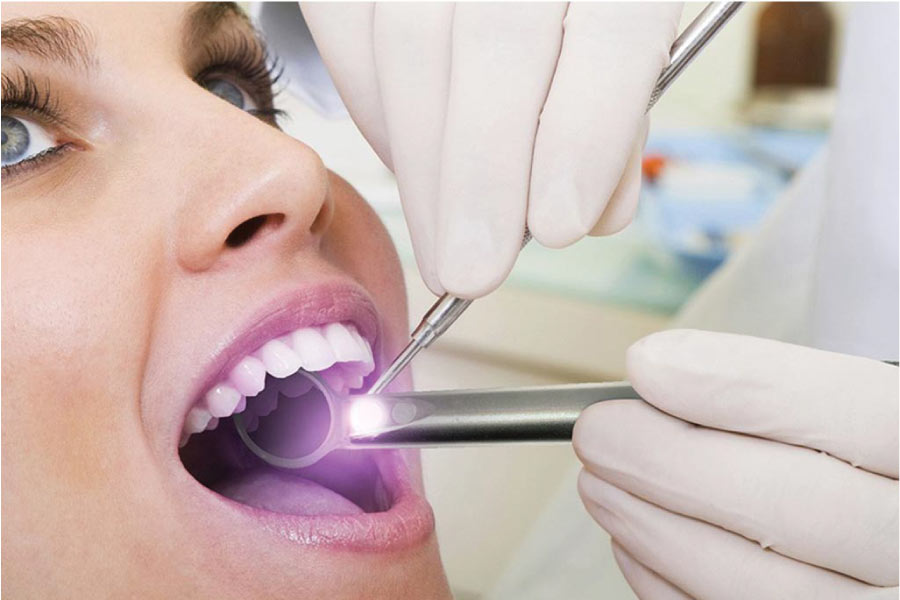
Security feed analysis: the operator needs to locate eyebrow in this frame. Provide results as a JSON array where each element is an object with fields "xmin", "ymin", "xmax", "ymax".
[
  {"xmin": 183, "ymin": 2, "xmax": 248, "ymax": 43},
  {"xmin": 1, "ymin": 16, "xmax": 97, "ymax": 71},
  {"xmin": 0, "ymin": 3, "xmax": 248, "ymax": 72}
]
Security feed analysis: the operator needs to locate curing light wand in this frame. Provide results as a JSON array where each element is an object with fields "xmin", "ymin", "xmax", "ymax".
[
  {"xmin": 346, "ymin": 383, "xmax": 642, "ymax": 447},
  {"xmin": 236, "ymin": 371, "xmax": 644, "ymax": 470},
  {"xmin": 368, "ymin": 0, "xmax": 744, "ymax": 395}
]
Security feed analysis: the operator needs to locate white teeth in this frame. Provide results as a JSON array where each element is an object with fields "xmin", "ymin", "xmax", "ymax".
[
  {"xmin": 256, "ymin": 339, "xmax": 302, "ymax": 378},
  {"xmin": 181, "ymin": 321, "xmax": 375, "ymax": 448},
  {"xmin": 321, "ymin": 368, "xmax": 349, "ymax": 395},
  {"xmin": 343, "ymin": 370, "xmax": 364, "ymax": 391},
  {"xmin": 204, "ymin": 384, "xmax": 242, "ymax": 418},
  {"xmin": 280, "ymin": 373, "xmax": 314, "ymax": 398},
  {"xmin": 323, "ymin": 322, "xmax": 366, "ymax": 363},
  {"xmin": 348, "ymin": 326, "xmax": 375, "ymax": 368},
  {"xmin": 343, "ymin": 361, "xmax": 372, "ymax": 380},
  {"xmin": 252, "ymin": 386, "xmax": 279, "ymax": 417},
  {"xmin": 185, "ymin": 407, "xmax": 212, "ymax": 435},
  {"xmin": 290, "ymin": 327, "xmax": 336, "ymax": 372},
  {"xmin": 228, "ymin": 356, "xmax": 266, "ymax": 397}
]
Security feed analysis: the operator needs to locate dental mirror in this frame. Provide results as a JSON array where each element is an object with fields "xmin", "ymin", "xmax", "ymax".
[{"xmin": 234, "ymin": 369, "xmax": 343, "ymax": 469}]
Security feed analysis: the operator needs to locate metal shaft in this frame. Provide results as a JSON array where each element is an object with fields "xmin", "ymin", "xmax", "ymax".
[
  {"xmin": 349, "ymin": 382, "xmax": 641, "ymax": 447},
  {"xmin": 648, "ymin": 1, "xmax": 744, "ymax": 108},
  {"xmin": 368, "ymin": 1, "xmax": 744, "ymax": 395}
]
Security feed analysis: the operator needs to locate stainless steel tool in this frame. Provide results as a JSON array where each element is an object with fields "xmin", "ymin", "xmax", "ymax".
[
  {"xmin": 235, "ymin": 369, "xmax": 641, "ymax": 469},
  {"xmin": 345, "ymin": 382, "xmax": 642, "ymax": 447},
  {"xmin": 367, "ymin": 1, "xmax": 744, "ymax": 395}
]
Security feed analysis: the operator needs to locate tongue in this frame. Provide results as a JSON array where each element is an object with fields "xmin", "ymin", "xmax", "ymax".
[{"xmin": 213, "ymin": 469, "xmax": 363, "ymax": 516}]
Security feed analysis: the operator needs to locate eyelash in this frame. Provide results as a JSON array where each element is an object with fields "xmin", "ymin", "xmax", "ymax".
[
  {"xmin": 2, "ymin": 69, "xmax": 65, "ymax": 123},
  {"xmin": 1, "ymin": 34, "xmax": 287, "ymax": 179},
  {"xmin": 195, "ymin": 32, "xmax": 287, "ymax": 125},
  {"xmin": 1, "ymin": 70, "xmax": 74, "ymax": 178}
]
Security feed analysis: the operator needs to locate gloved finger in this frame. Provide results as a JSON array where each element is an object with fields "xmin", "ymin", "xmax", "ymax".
[
  {"xmin": 372, "ymin": 4, "xmax": 454, "ymax": 294},
  {"xmin": 611, "ymin": 540, "xmax": 691, "ymax": 600},
  {"xmin": 578, "ymin": 473, "xmax": 891, "ymax": 600},
  {"xmin": 574, "ymin": 400, "xmax": 899, "ymax": 586},
  {"xmin": 589, "ymin": 118, "xmax": 648, "ymax": 236},
  {"xmin": 628, "ymin": 329, "xmax": 900, "ymax": 478},
  {"xmin": 528, "ymin": 3, "xmax": 681, "ymax": 249},
  {"xmin": 300, "ymin": 2, "xmax": 393, "ymax": 170},
  {"xmin": 436, "ymin": 3, "xmax": 567, "ymax": 298}
]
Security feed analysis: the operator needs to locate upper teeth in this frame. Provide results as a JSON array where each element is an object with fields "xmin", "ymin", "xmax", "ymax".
[{"xmin": 180, "ymin": 322, "xmax": 374, "ymax": 447}]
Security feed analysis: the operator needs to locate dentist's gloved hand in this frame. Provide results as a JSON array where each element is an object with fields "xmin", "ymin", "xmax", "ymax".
[
  {"xmin": 300, "ymin": 3, "xmax": 682, "ymax": 298},
  {"xmin": 574, "ymin": 330, "xmax": 899, "ymax": 599}
]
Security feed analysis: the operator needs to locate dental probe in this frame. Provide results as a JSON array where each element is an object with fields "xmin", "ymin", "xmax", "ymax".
[{"xmin": 368, "ymin": 1, "xmax": 745, "ymax": 395}]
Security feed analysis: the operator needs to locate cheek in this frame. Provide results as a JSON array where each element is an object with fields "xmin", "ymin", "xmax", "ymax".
[
  {"xmin": 321, "ymin": 174, "xmax": 409, "ymax": 356},
  {"xmin": 1, "ymin": 211, "xmax": 160, "ymax": 490}
]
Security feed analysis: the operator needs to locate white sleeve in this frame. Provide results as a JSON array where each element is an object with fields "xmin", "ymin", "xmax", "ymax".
[
  {"xmin": 248, "ymin": 2, "xmax": 347, "ymax": 118},
  {"xmin": 676, "ymin": 3, "xmax": 899, "ymax": 361}
]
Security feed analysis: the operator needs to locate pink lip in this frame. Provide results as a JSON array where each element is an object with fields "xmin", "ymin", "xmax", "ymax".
[{"xmin": 171, "ymin": 279, "xmax": 434, "ymax": 553}]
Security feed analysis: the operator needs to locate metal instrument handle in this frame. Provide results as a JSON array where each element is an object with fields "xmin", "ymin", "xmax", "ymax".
[{"xmin": 350, "ymin": 382, "xmax": 641, "ymax": 446}]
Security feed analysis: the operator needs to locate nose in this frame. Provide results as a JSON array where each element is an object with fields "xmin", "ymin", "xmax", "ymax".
[{"xmin": 173, "ymin": 100, "xmax": 334, "ymax": 273}]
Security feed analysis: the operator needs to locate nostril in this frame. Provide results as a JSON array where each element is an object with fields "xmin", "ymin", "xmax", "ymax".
[{"xmin": 225, "ymin": 214, "xmax": 285, "ymax": 248}]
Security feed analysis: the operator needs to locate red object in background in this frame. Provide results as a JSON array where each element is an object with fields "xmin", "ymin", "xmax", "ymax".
[{"xmin": 642, "ymin": 154, "xmax": 667, "ymax": 183}]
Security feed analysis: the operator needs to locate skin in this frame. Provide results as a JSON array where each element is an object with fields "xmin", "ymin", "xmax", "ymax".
[{"xmin": 1, "ymin": 3, "xmax": 450, "ymax": 598}]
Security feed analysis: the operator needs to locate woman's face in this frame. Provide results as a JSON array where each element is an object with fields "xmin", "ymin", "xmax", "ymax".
[{"xmin": 1, "ymin": 3, "xmax": 449, "ymax": 597}]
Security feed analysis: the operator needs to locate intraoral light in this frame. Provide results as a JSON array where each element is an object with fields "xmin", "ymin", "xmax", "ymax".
[{"xmin": 235, "ymin": 368, "xmax": 642, "ymax": 469}]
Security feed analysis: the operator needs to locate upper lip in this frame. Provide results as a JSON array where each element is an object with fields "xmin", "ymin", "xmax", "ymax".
[{"xmin": 174, "ymin": 280, "xmax": 380, "ymax": 446}]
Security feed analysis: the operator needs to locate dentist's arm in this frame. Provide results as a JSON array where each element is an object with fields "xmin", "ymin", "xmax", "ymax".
[
  {"xmin": 574, "ymin": 330, "xmax": 899, "ymax": 599},
  {"xmin": 300, "ymin": 3, "xmax": 682, "ymax": 298}
]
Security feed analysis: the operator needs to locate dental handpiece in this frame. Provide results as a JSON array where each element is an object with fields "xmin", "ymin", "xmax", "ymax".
[
  {"xmin": 236, "ymin": 369, "xmax": 642, "ymax": 469},
  {"xmin": 368, "ymin": 1, "xmax": 744, "ymax": 395}
]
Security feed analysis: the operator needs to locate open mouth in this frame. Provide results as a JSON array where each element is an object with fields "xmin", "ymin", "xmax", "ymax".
[{"xmin": 179, "ymin": 320, "xmax": 392, "ymax": 517}]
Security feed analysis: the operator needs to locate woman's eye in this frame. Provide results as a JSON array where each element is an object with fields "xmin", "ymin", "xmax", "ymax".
[
  {"xmin": 202, "ymin": 78, "xmax": 258, "ymax": 112},
  {"xmin": 1, "ymin": 115, "xmax": 58, "ymax": 168}
]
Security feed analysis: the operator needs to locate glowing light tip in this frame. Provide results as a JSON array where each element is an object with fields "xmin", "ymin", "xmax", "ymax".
[{"xmin": 348, "ymin": 398, "xmax": 388, "ymax": 436}]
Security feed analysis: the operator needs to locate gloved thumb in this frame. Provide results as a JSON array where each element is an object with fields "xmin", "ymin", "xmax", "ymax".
[{"xmin": 627, "ymin": 329, "xmax": 900, "ymax": 478}]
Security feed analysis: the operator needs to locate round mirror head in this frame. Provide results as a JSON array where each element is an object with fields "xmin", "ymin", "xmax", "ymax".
[{"xmin": 234, "ymin": 369, "xmax": 339, "ymax": 469}]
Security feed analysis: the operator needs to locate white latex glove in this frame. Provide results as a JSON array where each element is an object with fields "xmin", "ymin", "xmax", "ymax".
[
  {"xmin": 300, "ymin": 3, "xmax": 682, "ymax": 298},
  {"xmin": 574, "ymin": 329, "xmax": 899, "ymax": 599}
]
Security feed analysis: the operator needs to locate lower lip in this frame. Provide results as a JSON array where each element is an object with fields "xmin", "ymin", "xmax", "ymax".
[{"xmin": 183, "ymin": 449, "xmax": 434, "ymax": 553}]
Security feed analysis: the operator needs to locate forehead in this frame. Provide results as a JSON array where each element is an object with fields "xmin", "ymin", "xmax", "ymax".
[
  {"xmin": 2, "ymin": 2, "xmax": 189, "ymax": 26},
  {"xmin": 2, "ymin": 3, "xmax": 221, "ymax": 67},
  {"xmin": 2, "ymin": 3, "xmax": 248, "ymax": 74}
]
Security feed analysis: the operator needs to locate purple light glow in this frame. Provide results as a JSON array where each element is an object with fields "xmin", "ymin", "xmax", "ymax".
[{"xmin": 349, "ymin": 398, "xmax": 388, "ymax": 436}]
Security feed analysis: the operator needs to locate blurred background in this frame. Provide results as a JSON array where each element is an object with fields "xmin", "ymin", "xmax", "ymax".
[{"xmin": 253, "ymin": 3, "xmax": 847, "ymax": 597}]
